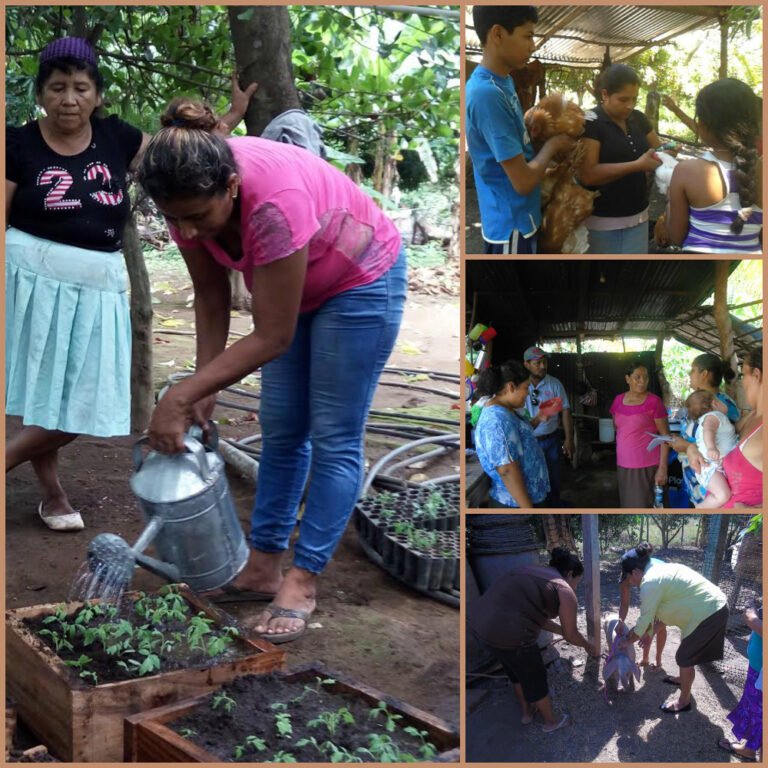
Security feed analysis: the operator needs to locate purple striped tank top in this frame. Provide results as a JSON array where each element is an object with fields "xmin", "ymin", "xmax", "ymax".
[{"xmin": 682, "ymin": 152, "xmax": 762, "ymax": 253}]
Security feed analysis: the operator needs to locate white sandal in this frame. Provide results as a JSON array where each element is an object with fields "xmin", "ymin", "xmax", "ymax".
[
  {"xmin": 542, "ymin": 714, "xmax": 571, "ymax": 733},
  {"xmin": 38, "ymin": 501, "xmax": 84, "ymax": 532}
]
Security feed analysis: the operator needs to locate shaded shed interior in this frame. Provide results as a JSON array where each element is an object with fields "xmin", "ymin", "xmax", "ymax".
[{"xmin": 465, "ymin": 260, "xmax": 761, "ymax": 363}]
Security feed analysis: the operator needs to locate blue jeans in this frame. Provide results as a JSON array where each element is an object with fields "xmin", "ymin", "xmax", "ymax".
[
  {"xmin": 538, "ymin": 433, "xmax": 562, "ymax": 506},
  {"xmin": 587, "ymin": 221, "xmax": 649, "ymax": 254},
  {"xmin": 249, "ymin": 247, "xmax": 407, "ymax": 573}
]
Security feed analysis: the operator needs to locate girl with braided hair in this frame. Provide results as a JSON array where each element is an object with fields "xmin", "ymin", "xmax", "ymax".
[{"xmin": 655, "ymin": 78, "xmax": 762, "ymax": 253}]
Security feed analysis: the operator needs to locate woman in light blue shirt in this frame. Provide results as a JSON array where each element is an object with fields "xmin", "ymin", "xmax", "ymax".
[{"xmin": 473, "ymin": 360, "xmax": 550, "ymax": 508}]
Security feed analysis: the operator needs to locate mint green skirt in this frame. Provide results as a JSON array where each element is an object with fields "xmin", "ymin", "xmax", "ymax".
[{"xmin": 5, "ymin": 228, "xmax": 132, "ymax": 436}]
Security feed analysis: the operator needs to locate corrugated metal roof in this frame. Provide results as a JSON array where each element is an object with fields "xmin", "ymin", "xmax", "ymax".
[
  {"xmin": 466, "ymin": 260, "xmax": 762, "ymax": 358},
  {"xmin": 465, "ymin": 5, "xmax": 724, "ymax": 67}
]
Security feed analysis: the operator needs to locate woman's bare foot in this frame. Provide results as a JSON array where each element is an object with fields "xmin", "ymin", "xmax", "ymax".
[
  {"xmin": 717, "ymin": 738, "xmax": 757, "ymax": 762},
  {"xmin": 206, "ymin": 549, "xmax": 284, "ymax": 599},
  {"xmin": 542, "ymin": 714, "xmax": 570, "ymax": 733},
  {"xmin": 253, "ymin": 566, "xmax": 317, "ymax": 638},
  {"xmin": 521, "ymin": 704, "xmax": 538, "ymax": 725}
]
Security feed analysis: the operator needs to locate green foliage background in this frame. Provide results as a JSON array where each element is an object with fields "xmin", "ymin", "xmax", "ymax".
[{"xmin": 5, "ymin": 5, "xmax": 459, "ymax": 179}]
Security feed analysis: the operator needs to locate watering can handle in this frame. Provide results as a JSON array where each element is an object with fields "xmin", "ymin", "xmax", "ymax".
[
  {"xmin": 188, "ymin": 420, "xmax": 219, "ymax": 451},
  {"xmin": 132, "ymin": 421, "xmax": 219, "ymax": 480}
]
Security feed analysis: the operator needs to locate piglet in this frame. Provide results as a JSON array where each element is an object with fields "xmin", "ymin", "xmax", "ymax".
[{"xmin": 602, "ymin": 614, "xmax": 641, "ymax": 701}]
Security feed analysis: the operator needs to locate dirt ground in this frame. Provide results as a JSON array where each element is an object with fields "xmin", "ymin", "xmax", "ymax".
[
  {"xmin": 467, "ymin": 546, "xmax": 754, "ymax": 763},
  {"xmin": 5, "ymin": 257, "xmax": 461, "ymax": 735}
]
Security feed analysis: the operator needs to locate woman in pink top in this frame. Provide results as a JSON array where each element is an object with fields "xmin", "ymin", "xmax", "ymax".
[
  {"xmin": 687, "ymin": 347, "xmax": 763, "ymax": 508},
  {"xmin": 609, "ymin": 361, "xmax": 670, "ymax": 507},
  {"xmin": 136, "ymin": 100, "xmax": 406, "ymax": 644}
]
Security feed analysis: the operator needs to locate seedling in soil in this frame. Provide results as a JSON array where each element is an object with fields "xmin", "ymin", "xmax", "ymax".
[
  {"xmin": 406, "ymin": 528, "xmax": 438, "ymax": 552},
  {"xmin": 269, "ymin": 750, "xmax": 298, "ymax": 762},
  {"xmin": 376, "ymin": 492, "xmax": 397, "ymax": 519},
  {"xmin": 291, "ymin": 676, "xmax": 336, "ymax": 704},
  {"xmin": 404, "ymin": 726, "xmax": 438, "ymax": 759},
  {"xmin": 377, "ymin": 491, "xmax": 395, "ymax": 509},
  {"xmin": 186, "ymin": 614, "xmax": 214, "ymax": 650},
  {"xmin": 179, "ymin": 728, "xmax": 197, "ymax": 739},
  {"xmin": 38, "ymin": 628, "xmax": 74, "ymax": 655},
  {"xmin": 308, "ymin": 706, "xmax": 355, "ymax": 737},
  {"xmin": 297, "ymin": 736, "xmax": 362, "ymax": 763},
  {"xmin": 369, "ymin": 700, "xmax": 403, "ymax": 733},
  {"xmin": 211, "ymin": 692, "xmax": 237, "ymax": 713},
  {"xmin": 360, "ymin": 733, "xmax": 401, "ymax": 762},
  {"xmin": 274, "ymin": 711, "xmax": 293, "ymax": 738},
  {"xmin": 421, "ymin": 491, "xmax": 447, "ymax": 519},
  {"xmin": 233, "ymin": 735, "xmax": 267, "ymax": 759},
  {"xmin": 64, "ymin": 654, "xmax": 99, "ymax": 684}
]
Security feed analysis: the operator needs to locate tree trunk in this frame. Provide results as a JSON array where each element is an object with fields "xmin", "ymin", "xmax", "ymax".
[
  {"xmin": 372, "ymin": 124, "xmax": 398, "ymax": 198},
  {"xmin": 123, "ymin": 213, "xmax": 154, "ymax": 432},
  {"xmin": 345, "ymin": 137, "xmax": 364, "ymax": 185},
  {"xmin": 447, "ymin": 155, "xmax": 460, "ymax": 262},
  {"xmin": 227, "ymin": 6, "xmax": 301, "ymax": 137}
]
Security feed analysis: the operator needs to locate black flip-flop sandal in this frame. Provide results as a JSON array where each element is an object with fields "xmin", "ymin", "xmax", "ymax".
[
  {"xmin": 661, "ymin": 676, "xmax": 681, "ymax": 686},
  {"xmin": 659, "ymin": 701, "xmax": 691, "ymax": 713}
]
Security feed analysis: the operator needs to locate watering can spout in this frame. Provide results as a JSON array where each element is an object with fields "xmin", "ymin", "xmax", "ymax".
[{"xmin": 134, "ymin": 552, "xmax": 180, "ymax": 583}]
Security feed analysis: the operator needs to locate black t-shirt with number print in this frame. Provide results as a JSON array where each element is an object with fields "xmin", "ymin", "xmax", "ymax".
[{"xmin": 6, "ymin": 115, "xmax": 143, "ymax": 252}]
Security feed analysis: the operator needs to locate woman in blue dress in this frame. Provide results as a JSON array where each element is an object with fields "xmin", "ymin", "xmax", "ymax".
[{"xmin": 473, "ymin": 360, "xmax": 550, "ymax": 508}]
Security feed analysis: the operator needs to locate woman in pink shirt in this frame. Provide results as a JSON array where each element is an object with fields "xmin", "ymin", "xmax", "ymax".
[
  {"xmin": 609, "ymin": 361, "xmax": 670, "ymax": 507},
  {"xmin": 137, "ymin": 100, "xmax": 406, "ymax": 643}
]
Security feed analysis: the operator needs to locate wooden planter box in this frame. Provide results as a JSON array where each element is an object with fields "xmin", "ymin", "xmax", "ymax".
[
  {"xmin": 6, "ymin": 585, "xmax": 286, "ymax": 762},
  {"xmin": 124, "ymin": 663, "xmax": 460, "ymax": 762}
]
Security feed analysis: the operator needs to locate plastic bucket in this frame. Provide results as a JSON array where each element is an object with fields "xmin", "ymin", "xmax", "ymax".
[{"xmin": 599, "ymin": 418, "xmax": 615, "ymax": 443}]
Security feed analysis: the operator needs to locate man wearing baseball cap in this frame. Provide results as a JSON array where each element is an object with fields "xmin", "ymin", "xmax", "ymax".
[{"xmin": 520, "ymin": 347, "xmax": 573, "ymax": 506}]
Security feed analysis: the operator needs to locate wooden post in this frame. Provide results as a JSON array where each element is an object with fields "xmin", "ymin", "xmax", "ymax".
[
  {"xmin": 582, "ymin": 514, "xmax": 601, "ymax": 656},
  {"xmin": 654, "ymin": 334, "xmax": 673, "ymax": 406},
  {"xmin": 714, "ymin": 262, "xmax": 738, "ymax": 402},
  {"xmin": 574, "ymin": 334, "xmax": 584, "ymax": 468},
  {"xmin": 719, "ymin": 13, "xmax": 728, "ymax": 79}
]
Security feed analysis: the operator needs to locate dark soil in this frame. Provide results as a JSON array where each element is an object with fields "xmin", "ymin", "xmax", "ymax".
[
  {"xmin": 22, "ymin": 589, "xmax": 251, "ymax": 685},
  {"xmin": 172, "ymin": 673, "xmax": 440, "ymax": 762},
  {"xmin": 467, "ymin": 540, "xmax": 756, "ymax": 762},
  {"xmin": 6, "ymin": 288, "xmax": 460, "ymax": 731}
]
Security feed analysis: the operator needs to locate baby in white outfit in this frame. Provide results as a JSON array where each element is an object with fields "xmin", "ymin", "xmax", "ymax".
[{"xmin": 685, "ymin": 390, "xmax": 739, "ymax": 508}]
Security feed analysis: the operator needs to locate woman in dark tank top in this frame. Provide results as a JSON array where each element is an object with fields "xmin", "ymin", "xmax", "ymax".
[{"xmin": 468, "ymin": 548, "xmax": 599, "ymax": 733}]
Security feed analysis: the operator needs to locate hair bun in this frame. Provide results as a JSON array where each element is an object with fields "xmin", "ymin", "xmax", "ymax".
[
  {"xmin": 634, "ymin": 542, "xmax": 653, "ymax": 558},
  {"xmin": 160, "ymin": 98, "xmax": 220, "ymax": 132},
  {"xmin": 550, "ymin": 546, "xmax": 569, "ymax": 563}
]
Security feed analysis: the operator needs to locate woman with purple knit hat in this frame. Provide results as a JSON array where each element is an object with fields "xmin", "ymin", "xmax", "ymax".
[{"xmin": 5, "ymin": 37, "xmax": 254, "ymax": 531}]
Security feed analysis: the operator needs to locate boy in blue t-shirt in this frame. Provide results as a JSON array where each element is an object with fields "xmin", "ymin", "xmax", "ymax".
[{"xmin": 467, "ymin": 6, "xmax": 575, "ymax": 254}]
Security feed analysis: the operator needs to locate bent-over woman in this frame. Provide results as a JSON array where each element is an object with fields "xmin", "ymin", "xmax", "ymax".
[
  {"xmin": 468, "ymin": 548, "xmax": 598, "ymax": 732},
  {"xmin": 623, "ymin": 550, "xmax": 728, "ymax": 713}
]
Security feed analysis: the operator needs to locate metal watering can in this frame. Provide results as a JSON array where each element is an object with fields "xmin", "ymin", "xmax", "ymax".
[{"xmin": 87, "ymin": 424, "xmax": 249, "ymax": 593}]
